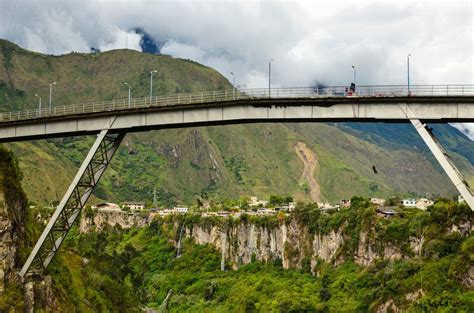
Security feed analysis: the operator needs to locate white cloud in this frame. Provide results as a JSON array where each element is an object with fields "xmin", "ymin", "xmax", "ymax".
[
  {"xmin": 161, "ymin": 41, "xmax": 206, "ymax": 61},
  {"xmin": 97, "ymin": 27, "xmax": 141, "ymax": 52},
  {"xmin": 1, "ymin": 1, "xmax": 471, "ymax": 86},
  {"xmin": 451, "ymin": 123, "xmax": 474, "ymax": 141}
]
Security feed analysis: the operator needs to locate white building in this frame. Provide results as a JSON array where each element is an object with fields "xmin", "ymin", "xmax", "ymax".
[
  {"xmin": 158, "ymin": 209, "xmax": 174, "ymax": 216},
  {"xmin": 121, "ymin": 202, "xmax": 146, "ymax": 211},
  {"xmin": 370, "ymin": 198, "xmax": 386, "ymax": 206},
  {"xmin": 317, "ymin": 202, "xmax": 335, "ymax": 210},
  {"xmin": 416, "ymin": 198, "xmax": 434, "ymax": 210},
  {"xmin": 402, "ymin": 199, "xmax": 417, "ymax": 207},
  {"xmin": 174, "ymin": 207, "xmax": 188, "ymax": 214},
  {"xmin": 288, "ymin": 202, "xmax": 296, "ymax": 211},
  {"xmin": 248, "ymin": 197, "xmax": 268, "ymax": 207}
]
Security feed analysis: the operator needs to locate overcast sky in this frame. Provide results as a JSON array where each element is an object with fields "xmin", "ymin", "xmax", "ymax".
[{"xmin": 0, "ymin": 0, "xmax": 473, "ymax": 136}]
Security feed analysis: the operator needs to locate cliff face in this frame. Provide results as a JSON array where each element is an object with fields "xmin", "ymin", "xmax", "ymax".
[
  {"xmin": 79, "ymin": 210, "xmax": 150, "ymax": 232},
  {"xmin": 81, "ymin": 207, "xmax": 473, "ymax": 283},
  {"xmin": 0, "ymin": 147, "xmax": 61, "ymax": 312},
  {"xmin": 185, "ymin": 219, "xmax": 420, "ymax": 272},
  {"xmin": 0, "ymin": 147, "xmax": 27, "ymax": 295}
]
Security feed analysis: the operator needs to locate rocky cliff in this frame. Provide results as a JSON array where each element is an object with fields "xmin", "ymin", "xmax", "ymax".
[
  {"xmin": 0, "ymin": 146, "xmax": 26, "ymax": 296},
  {"xmin": 79, "ymin": 209, "xmax": 150, "ymax": 232},
  {"xmin": 184, "ymin": 218, "xmax": 422, "ymax": 272},
  {"xmin": 0, "ymin": 146, "xmax": 62, "ymax": 312},
  {"xmin": 81, "ymin": 205, "xmax": 473, "ymax": 287}
]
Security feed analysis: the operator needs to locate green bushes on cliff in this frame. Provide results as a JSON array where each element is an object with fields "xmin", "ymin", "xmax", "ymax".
[
  {"xmin": 7, "ymin": 195, "xmax": 473, "ymax": 312},
  {"xmin": 50, "ymin": 198, "xmax": 472, "ymax": 311},
  {"xmin": 0, "ymin": 146, "xmax": 27, "ymax": 234}
]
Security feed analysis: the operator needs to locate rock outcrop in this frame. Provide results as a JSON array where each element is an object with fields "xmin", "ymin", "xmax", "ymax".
[
  {"xmin": 0, "ymin": 148, "xmax": 27, "ymax": 296},
  {"xmin": 0, "ymin": 147, "xmax": 60, "ymax": 312},
  {"xmin": 80, "ymin": 210, "xmax": 149, "ymax": 232},
  {"xmin": 184, "ymin": 218, "xmax": 413, "ymax": 271}
]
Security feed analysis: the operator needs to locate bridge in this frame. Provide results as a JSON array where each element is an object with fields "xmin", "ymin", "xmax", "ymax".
[
  {"xmin": 1, "ymin": 85, "xmax": 474, "ymax": 142},
  {"xmin": 4, "ymin": 84, "xmax": 472, "ymax": 279}
]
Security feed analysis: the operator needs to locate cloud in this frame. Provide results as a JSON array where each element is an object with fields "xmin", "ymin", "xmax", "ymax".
[
  {"xmin": 1, "ymin": 1, "xmax": 472, "ymax": 86},
  {"xmin": 451, "ymin": 124, "xmax": 474, "ymax": 141},
  {"xmin": 97, "ymin": 27, "xmax": 141, "ymax": 52}
]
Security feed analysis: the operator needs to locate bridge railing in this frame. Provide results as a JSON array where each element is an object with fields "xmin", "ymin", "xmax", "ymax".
[{"xmin": 1, "ymin": 85, "xmax": 473, "ymax": 123}]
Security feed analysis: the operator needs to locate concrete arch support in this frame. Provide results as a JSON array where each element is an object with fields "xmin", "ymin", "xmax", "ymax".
[{"xmin": 410, "ymin": 119, "xmax": 474, "ymax": 210}]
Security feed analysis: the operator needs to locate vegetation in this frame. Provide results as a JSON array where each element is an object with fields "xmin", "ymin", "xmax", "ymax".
[
  {"xmin": 2, "ymin": 184, "xmax": 473, "ymax": 312},
  {"xmin": 23, "ymin": 198, "xmax": 472, "ymax": 311}
]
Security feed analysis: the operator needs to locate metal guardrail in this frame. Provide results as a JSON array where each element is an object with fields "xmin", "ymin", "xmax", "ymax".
[{"xmin": 1, "ymin": 85, "xmax": 473, "ymax": 123}]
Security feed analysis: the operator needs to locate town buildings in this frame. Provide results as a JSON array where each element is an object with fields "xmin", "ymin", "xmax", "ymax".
[
  {"xmin": 248, "ymin": 196, "xmax": 268, "ymax": 207},
  {"xmin": 370, "ymin": 198, "xmax": 386, "ymax": 206},
  {"xmin": 121, "ymin": 202, "xmax": 146, "ymax": 211}
]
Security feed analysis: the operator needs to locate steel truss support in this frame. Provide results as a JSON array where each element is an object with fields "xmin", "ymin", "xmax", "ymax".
[
  {"xmin": 411, "ymin": 119, "xmax": 474, "ymax": 210},
  {"xmin": 20, "ymin": 129, "xmax": 125, "ymax": 278}
]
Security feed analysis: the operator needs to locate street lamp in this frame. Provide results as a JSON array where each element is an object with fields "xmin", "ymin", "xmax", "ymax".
[
  {"xmin": 150, "ymin": 70, "xmax": 157, "ymax": 105},
  {"xmin": 49, "ymin": 82, "xmax": 56, "ymax": 114},
  {"xmin": 407, "ymin": 53, "xmax": 411, "ymax": 95},
  {"xmin": 269, "ymin": 59, "xmax": 274, "ymax": 98},
  {"xmin": 230, "ymin": 72, "xmax": 236, "ymax": 88},
  {"xmin": 352, "ymin": 65, "xmax": 356, "ymax": 88},
  {"xmin": 124, "ymin": 82, "xmax": 131, "ymax": 108},
  {"xmin": 35, "ymin": 94, "xmax": 42, "ymax": 117},
  {"xmin": 230, "ymin": 72, "xmax": 236, "ymax": 98}
]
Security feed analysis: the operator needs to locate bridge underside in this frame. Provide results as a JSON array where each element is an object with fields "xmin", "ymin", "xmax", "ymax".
[{"xmin": 16, "ymin": 97, "xmax": 474, "ymax": 278}]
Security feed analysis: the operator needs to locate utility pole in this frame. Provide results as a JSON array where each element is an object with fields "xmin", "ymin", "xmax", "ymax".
[
  {"xmin": 124, "ymin": 82, "xmax": 131, "ymax": 108},
  {"xmin": 268, "ymin": 59, "xmax": 273, "ymax": 98},
  {"xmin": 49, "ymin": 82, "xmax": 56, "ymax": 115},
  {"xmin": 407, "ymin": 53, "xmax": 411, "ymax": 95},
  {"xmin": 150, "ymin": 70, "xmax": 157, "ymax": 105},
  {"xmin": 35, "ymin": 94, "xmax": 42, "ymax": 117},
  {"xmin": 230, "ymin": 72, "xmax": 235, "ymax": 99},
  {"xmin": 352, "ymin": 65, "xmax": 356, "ymax": 88}
]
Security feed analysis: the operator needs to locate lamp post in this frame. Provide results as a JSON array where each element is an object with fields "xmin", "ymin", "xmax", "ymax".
[
  {"xmin": 35, "ymin": 94, "xmax": 42, "ymax": 117},
  {"xmin": 124, "ymin": 82, "xmax": 131, "ymax": 108},
  {"xmin": 268, "ymin": 59, "xmax": 273, "ymax": 98},
  {"xmin": 352, "ymin": 65, "xmax": 356, "ymax": 88},
  {"xmin": 150, "ymin": 70, "xmax": 157, "ymax": 105},
  {"xmin": 230, "ymin": 72, "xmax": 235, "ymax": 98},
  {"xmin": 49, "ymin": 82, "xmax": 56, "ymax": 115},
  {"xmin": 407, "ymin": 53, "xmax": 411, "ymax": 95}
]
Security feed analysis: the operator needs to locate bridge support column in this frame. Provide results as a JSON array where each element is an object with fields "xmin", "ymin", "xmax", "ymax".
[
  {"xmin": 410, "ymin": 119, "xmax": 474, "ymax": 210},
  {"xmin": 20, "ymin": 129, "xmax": 125, "ymax": 278}
]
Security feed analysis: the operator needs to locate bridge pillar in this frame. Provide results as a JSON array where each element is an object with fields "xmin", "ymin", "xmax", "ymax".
[
  {"xmin": 20, "ymin": 129, "xmax": 125, "ymax": 278},
  {"xmin": 411, "ymin": 119, "xmax": 474, "ymax": 210}
]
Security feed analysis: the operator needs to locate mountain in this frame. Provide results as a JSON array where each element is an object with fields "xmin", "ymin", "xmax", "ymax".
[
  {"xmin": 340, "ymin": 123, "xmax": 474, "ymax": 165},
  {"xmin": 0, "ymin": 39, "xmax": 473, "ymax": 205}
]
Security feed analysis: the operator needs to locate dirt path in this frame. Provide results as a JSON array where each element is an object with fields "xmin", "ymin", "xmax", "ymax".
[{"xmin": 294, "ymin": 141, "xmax": 321, "ymax": 202}]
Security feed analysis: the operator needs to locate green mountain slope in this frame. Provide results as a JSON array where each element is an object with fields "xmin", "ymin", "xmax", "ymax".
[{"xmin": 0, "ymin": 39, "xmax": 472, "ymax": 205}]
